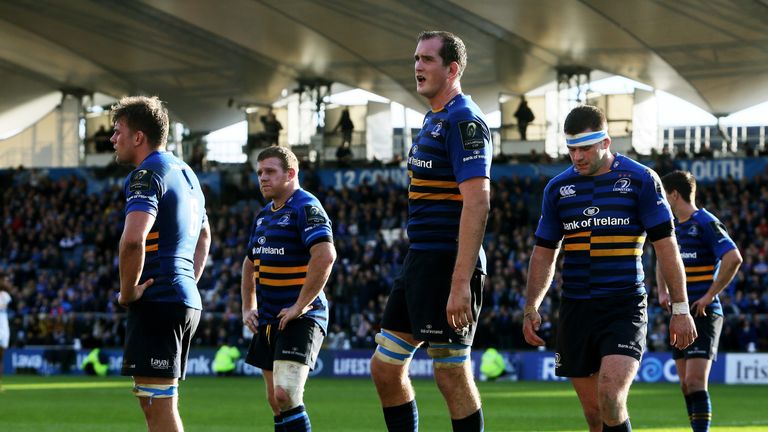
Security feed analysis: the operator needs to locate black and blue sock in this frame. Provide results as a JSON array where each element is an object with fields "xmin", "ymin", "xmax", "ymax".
[
  {"xmin": 383, "ymin": 400, "xmax": 418, "ymax": 432},
  {"xmin": 282, "ymin": 405, "xmax": 311, "ymax": 432},
  {"xmin": 451, "ymin": 408, "xmax": 484, "ymax": 432},
  {"xmin": 688, "ymin": 390, "xmax": 712, "ymax": 432}
]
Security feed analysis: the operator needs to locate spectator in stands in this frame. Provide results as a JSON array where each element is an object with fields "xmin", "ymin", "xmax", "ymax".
[
  {"xmin": 333, "ymin": 108, "xmax": 355, "ymax": 147},
  {"xmin": 514, "ymin": 96, "xmax": 535, "ymax": 141},
  {"xmin": 696, "ymin": 143, "xmax": 715, "ymax": 159},
  {"xmin": 260, "ymin": 109, "xmax": 282, "ymax": 146},
  {"xmin": 93, "ymin": 125, "xmax": 113, "ymax": 153}
]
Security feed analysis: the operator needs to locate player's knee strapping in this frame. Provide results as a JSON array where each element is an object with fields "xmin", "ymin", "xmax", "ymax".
[
  {"xmin": 132, "ymin": 383, "xmax": 177, "ymax": 405},
  {"xmin": 427, "ymin": 343, "xmax": 470, "ymax": 368},
  {"xmin": 374, "ymin": 330, "xmax": 418, "ymax": 365},
  {"xmin": 273, "ymin": 360, "xmax": 310, "ymax": 410}
]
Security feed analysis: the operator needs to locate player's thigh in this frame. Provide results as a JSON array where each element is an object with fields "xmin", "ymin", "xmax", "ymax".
[
  {"xmin": 571, "ymin": 374, "xmax": 600, "ymax": 413},
  {"xmin": 598, "ymin": 354, "xmax": 639, "ymax": 397}
]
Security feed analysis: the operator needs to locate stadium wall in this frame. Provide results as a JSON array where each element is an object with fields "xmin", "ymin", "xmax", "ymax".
[{"xmin": 5, "ymin": 348, "xmax": 767, "ymax": 385}]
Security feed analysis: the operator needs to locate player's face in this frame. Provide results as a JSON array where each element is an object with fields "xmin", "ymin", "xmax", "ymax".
[
  {"xmin": 568, "ymin": 138, "xmax": 610, "ymax": 176},
  {"xmin": 414, "ymin": 37, "xmax": 451, "ymax": 100},
  {"xmin": 256, "ymin": 157, "xmax": 291, "ymax": 201},
  {"xmin": 111, "ymin": 119, "xmax": 136, "ymax": 165}
]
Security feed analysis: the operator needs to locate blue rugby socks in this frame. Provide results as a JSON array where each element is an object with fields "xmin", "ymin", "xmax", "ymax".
[
  {"xmin": 452, "ymin": 408, "xmax": 484, "ymax": 432},
  {"xmin": 281, "ymin": 405, "xmax": 311, "ymax": 432},
  {"xmin": 383, "ymin": 400, "xmax": 418, "ymax": 431},
  {"xmin": 603, "ymin": 419, "xmax": 632, "ymax": 431},
  {"xmin": 688, "ymin": 390, "xmax": 712, "ymax": 431}
]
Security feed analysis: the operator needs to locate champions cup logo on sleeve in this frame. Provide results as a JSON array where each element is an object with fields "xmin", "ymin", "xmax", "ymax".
[
  {"xmin": 565, "ymin": 130, "xmax": 609, "ymax": 147},
  {"xmin": 129, "ymin": 169, "xmax": 153, "ymax": 191},
  {"xmin": 459, "ymin": 120, "xmax": 484, "ymax": 150}
]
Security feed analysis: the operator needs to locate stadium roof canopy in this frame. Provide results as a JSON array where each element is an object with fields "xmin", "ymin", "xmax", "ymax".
[{"xmin": 1, "ymin": 0, "xmax": 767, "ymax": 133}]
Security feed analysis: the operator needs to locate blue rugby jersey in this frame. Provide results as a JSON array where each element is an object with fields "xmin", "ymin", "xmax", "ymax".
[
  {"xmin": 406, "ymin": 94, "xmax": 492, "ymax": 271},
  {"xmin": 123, "ymin": 151, "xmax": 207, "ymax": 309},
  {"xmin": 246, "ymin": 188, "xmax": 333, "ymax": 333},
  {"xmin": 535, "ymin": 154, "xmax": 673, "ymax": 299},
  {"xmin": 674, "ymin": 208, "xmax": 737, "ymax": 316}
]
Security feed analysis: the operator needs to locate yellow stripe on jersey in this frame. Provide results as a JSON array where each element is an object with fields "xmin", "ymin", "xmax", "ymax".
[
  {"xmin": 410, "ymin": 178, "xmax": 459, "ymax": 189},
  {"xmin": 564, "ymin": 231, "xmax": 590, "ymax": 239},
  {"xmin": 563, "ymin": 244, "xmax": 590, "ymax": 251},
  {"xmin": 686, "ymin": 265, "xmax": 715, "ymax": 273},
  {"xmin": 259, "ymin": 277, "xmax": 306, "ymax": 287},
  {"xmin": 258, "ymin": 265, "xmax": 308, "ymax": 274},
  {"xmin": 591, "ymin": 235, "xmax": 645, "ymax": 244},
  {"xmin": 687, "ymin": 275, "xmax": 714, "ymax": 282},
  {"xmin": 408, "ymin": 192, "xmax": 463, "ymax": 201},
  {"xmin": 147, "ymin": 232, "xmax": 159, "ymax": 240},
  {"xmin": 145, "ymin": 244, "xmax": 158, "ymax": 252},
  {"xmin": 590, "ymin": 248, "xmax": 642, "ymax": 257}
]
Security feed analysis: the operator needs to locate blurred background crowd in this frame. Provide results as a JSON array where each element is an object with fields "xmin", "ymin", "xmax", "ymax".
[{"xmin": 0, "ymin": 162, "xmax": 766, "ymax": 354}]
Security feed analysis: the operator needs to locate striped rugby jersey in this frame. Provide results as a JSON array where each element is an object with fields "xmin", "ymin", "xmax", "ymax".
[
  {"xmin": 535, "ymin": 154, "xmax": 673, "ymax": 299},
  {"xmin": 246, "ymin": 188, "xmax": 332, "ymax": 333},
  {"xmin": 407, "ymin": 94, "xmax": 491, "ymax": 271},
  {"xmin": 674, "ymin": 208, "xmax": 737, "ymax": 316},
  {"xmin": 123, "ymin": 151, "xmax": 207, "ymax": 309}
]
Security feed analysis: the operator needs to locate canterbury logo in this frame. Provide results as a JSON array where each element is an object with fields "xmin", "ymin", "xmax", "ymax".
[{"xmin": 559, "ymin": 185, "xmax": 575, "ymax": 197}]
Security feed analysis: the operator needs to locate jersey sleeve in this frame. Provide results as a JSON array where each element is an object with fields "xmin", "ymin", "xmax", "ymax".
[
  {"xmin": 124, "ymin": 168, "xmax": 163, "ymax": 216},
  {"xmin": 446, "ymin": 111, "xmax": 492, "ymax": 184},
  {"xmin": 637, "ymin": 168, "xmax": 673, "ymax": 229},
  {"xmin": 534, "ymin": 181, "xmax": 564, "ymax": 246},
  {"xmin": 298, "ymin": 202, "xmax": 333, "ymax": 248},
  {"xmin": 699, "ymin": 214, "xmax": 737, "ymax": 258}
]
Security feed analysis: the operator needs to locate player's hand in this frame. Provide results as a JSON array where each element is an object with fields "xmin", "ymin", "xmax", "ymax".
[
  {"xmin": 118, "ymin": 278, "xmax": 154, "ymax": 307},
  {"xmin": 522, "ymin": 307, "xmax": 545, "ymax": 347},
  {"xmin": 242, "ymin": 309, "xmax": 259, "ymax": 334},
  {"xmin": 691, "ymin": 296, "xmax": 712, "ymax": 317},
  {"xmin": 658, "ymin": 290, "xmax": 671, "ymax": 313},
  {"xmin": 669, "ymin": 314, "xmax": 697, "ymax": 349},
  {"xmin": 277, "ymin": 303, "xmax": 312, "ymax": 331},
  {"xmin": 446, "ymin": 282, "xmax": 473, "ymax": 331}
]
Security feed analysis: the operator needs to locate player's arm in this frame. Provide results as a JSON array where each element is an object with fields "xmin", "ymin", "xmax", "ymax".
[
  {"xmin": 447, "ymin": 176, "xmax": 491, "ymax": 330},
  {"xmin": 193, "ymin": 220, "xmax": 211, "ymax": 282},
  {"xmin": 241, "ymin": 256, "xmax": 258, "ymax": 333},
  {"xmin": 277, "ymin": 241, "xmax": 336, "ymax": 330},
  {"xmin": 523, "ymin": 245, "xmax": 559, "ymax": 346},
  {"xmin": 118, "ymin": 211, "xmax": 155, "ymax": 306},
  {"xmin": 655, "ymin": 258, "xmax": 671, "ymax": 312},
  {"xmin": 692, "ymin": 248, "xmax": 742, "ymax": 316},
  {"xmin": 653, "ymin": 234, "xmax": 697, "ymax": 349}
]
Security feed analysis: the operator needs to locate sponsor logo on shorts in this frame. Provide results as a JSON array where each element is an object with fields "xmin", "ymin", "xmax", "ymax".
[
  {"xmin": 420, "ymin": 324, "xmax": 444, "ymax": 335},
  {"xmin": 281, "ymin": 348, "xmax": 307, "ymax": 358},
  {"xmin": 151, "ymin": 358, "xmax": 171, "ymax": 370},
  {"xmin": 617, "ymin": 342, "xmax": 642, "ymax": 354},
  {"xmin": 554, "ymin": 352, "xmax": 562, "ymax": 368}
]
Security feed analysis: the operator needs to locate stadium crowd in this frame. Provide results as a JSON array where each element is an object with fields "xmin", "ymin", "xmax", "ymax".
[{"xmin": 0, "ymin": 163, "xmax": 766, "ymax": 353}]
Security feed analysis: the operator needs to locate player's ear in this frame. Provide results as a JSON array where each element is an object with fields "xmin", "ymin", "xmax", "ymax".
[
  {"xmin": 448, "ymin": 61, "xmax": 460, "ymax": 80},
  {"xmin": 287, "ymin": 167, "xmax": 297, "ymax": 181}
]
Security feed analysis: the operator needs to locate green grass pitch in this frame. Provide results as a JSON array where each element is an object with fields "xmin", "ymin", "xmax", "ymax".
[{"xmin": 1, "ymin": 376, "xmax": 766, "ymax": 431}]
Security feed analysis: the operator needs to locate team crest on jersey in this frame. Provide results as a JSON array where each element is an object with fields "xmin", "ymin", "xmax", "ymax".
[
  {"xmin": 430, "ymin": 121, "xmax": 444, "ymax": 138},
  {"xmin": 277, "ymin": 214, "xmax": 291, "ymax": 227},
  {"xmin": 129, "ymin": 169, "xmax": 153, "ymax": 192},
  {"xmin": 459, "ymin": 121, "xmax": 484, "ymax": 150},
  {"xmin": 304, "ymin": 205, "xmax": 327, "ymax": 225},
  {"xmin": 687, "ymin": 225, "xmax": 699, "ymax": 237},
  {"xmin": 559, "ymin": 185, "xmax": 576, "ymax": 198},
  {"xmin": 613, "ymin": 178, "xmax": 632, "ymax": 193}
]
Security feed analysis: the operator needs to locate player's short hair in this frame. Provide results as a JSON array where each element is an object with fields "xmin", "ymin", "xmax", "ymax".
[
  {"xmin": 564, "ymin": 105, "xmax": 607, "ymax": 135},
  {"xmin": 662, "ymin": 170, "xmax": 696, "ymax": 203},
  {"xmin": 418, "ymin": 31, "xmax": 467, "ymax": 78},
  {"xmin": 257, "ymin": 146, "xmax": 299, "ymax": 172},
  {"xmin": 110, "ymin": 96, "xmax": 169, "ymax": 148}
]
